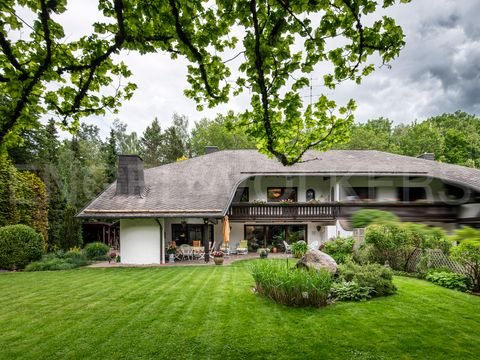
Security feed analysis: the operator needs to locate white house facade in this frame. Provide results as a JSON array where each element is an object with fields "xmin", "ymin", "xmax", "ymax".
[{"xmin": 78, "ymin": 149, "xmax": 480, "ymax": 264}]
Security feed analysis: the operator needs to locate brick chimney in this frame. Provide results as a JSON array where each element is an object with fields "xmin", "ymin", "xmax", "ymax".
[{"xmin": 116, "ymin": 155, "xmax": 145, "ymax": 195}]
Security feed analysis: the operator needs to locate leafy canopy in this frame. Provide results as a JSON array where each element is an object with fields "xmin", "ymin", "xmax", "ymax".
[{"xmin": 0, "ymin": 0, "xmax": 410, "ymax": 164}]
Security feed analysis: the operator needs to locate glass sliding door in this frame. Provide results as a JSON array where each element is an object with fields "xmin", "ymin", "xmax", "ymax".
[{"xmin": 244, "ymin": 224, "xmax": 307, "ymax": 251}]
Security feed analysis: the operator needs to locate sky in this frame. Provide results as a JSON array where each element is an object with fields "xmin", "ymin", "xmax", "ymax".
[{"xmin": 58, "ymin": 0, "xmax": 480, "ymax": 138}]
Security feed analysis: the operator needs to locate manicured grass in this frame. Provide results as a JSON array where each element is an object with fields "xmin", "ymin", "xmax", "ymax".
[{"xmin": 1, "ymin": 261, "xmax": 479, "ymax": 359}]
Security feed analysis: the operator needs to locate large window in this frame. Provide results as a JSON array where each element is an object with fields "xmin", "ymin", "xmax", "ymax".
[
  {"xmin": 397, "ymin": 187, "xmax": 427, "ymax": 202},
  {"xmin": 244, "ymin": 224, "xmax": 306, "ymax": 250},
  {"xmin": 171, "ymin": 224, "xmax": 213, "ymax": 245},
  {"xmin": 267, "ymin": 187, "xmax": 297, "ymax": 202},
  {"xmin": 233, "ymin": 187, "xmax": 249, "ymax": 202}
]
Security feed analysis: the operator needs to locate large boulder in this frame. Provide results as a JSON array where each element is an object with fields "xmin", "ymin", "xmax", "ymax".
[{"xmin": 296, "ymin": 249, "xmax": 337, "ymax": 273}]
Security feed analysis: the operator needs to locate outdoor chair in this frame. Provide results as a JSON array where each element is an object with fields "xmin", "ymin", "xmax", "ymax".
[
  {"xmin": 308, "ymin": 241, "xmax": 319, "ymax": 250},
  {"xmin": 192, "ymin": 240, "xmax": 201, "ymax": 247},
  {"xmin": 237, "ymin": 240, "xmax": 248, "ymax": 255},
  {"xmin": 178, "ymin": 244, "xmax": 194, "ymax": 261},
  {"xmin": 283, "ymin": 241, "xmax": 292, "ymax": 254}
]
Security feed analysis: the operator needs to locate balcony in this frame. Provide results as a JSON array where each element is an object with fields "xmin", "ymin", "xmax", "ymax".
[
  {"xmin": 228, "ymin": 202, "xmax": 459, "ymax": 222},
  {"xmin": 227, "ymin": 203, "xmax": 338, "ymax": 221}
]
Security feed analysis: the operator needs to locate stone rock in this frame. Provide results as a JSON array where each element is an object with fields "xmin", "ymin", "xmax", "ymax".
[{"xmin": 296, "ymin": 249, "xmax": 337, "ymax": 273}]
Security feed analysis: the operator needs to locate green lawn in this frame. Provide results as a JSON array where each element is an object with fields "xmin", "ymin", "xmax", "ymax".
[{"xmin": 1, "ymin": 261, "xmax": 479, "ymax": 360}]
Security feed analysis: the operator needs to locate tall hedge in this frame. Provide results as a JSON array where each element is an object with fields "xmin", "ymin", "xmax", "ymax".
[
  {"xmin": 0, "ymin": 224, "xmax": 45, "ymax": 270},
  {"xmin": 0, "ymin": 157, "xmax": 48, "ymax": 242}
]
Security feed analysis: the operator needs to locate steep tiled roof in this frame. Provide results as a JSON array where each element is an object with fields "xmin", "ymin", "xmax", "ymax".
[{"xmin": 78, "ymin": 150, "xmax": 480, "ymax": 218}]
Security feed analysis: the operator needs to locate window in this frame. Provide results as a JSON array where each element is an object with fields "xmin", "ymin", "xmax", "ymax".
[
  {"xmin": 267, "ymin": 187, "xmax": 297, "ymax": 202},
  {"xmin": 397, "ymin": 187, "xmax": 427, "ymax": 202},
  {"xmin": 345, "ymin": 187, "xmax": 376, "ymax": 201},
  {"xmin": 306, "ymin": 189, "xmax": 315, "ymax": 201},
  {"xmin": 171, "ymin": 224, "xmax": 213, "ymax": 245},
  {"xmin": 233, "ymin": 187, "xmax": 249, "ymax": 202}
]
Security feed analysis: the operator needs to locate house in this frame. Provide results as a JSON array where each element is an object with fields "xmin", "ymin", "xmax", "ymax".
[{"xmin": 78, "ymin": 149, "xmax": 480, "ymax": 264}]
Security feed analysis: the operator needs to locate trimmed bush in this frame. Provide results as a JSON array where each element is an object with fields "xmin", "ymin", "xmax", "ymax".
[
  {"xmin": 426, "ymin": 270, "xmax": 471, "ymax": 292},
  {"xmin": 331, "ymin": 281, "xmax": 372, "ymax": 301},
  {"xmin": 250, "ymin": 260, "xmax": 333, "ymax": 307},
  {"xmin": 0, "ymin": 224, "xmax": 44, "ymax": 270},
  {"xmin": 323, "ymin": 237, "xmax": 355, "ymax": 264},
  {"xmin": 337, "ymin": 261, "xmax": 396, "ymax": 297},
  {"xmin": 84, "ymin": 242, "xmax": 109, "ymax": 261},
  {"xmin": 351, "ymin": 209, "xmax": 398, "ymax": 228},
  {"xmin": 25, "ymin": 250, "xmax": 88, "ymax": 271}
]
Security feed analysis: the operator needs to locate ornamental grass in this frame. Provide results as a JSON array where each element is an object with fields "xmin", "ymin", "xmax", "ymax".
[{"xmin": 250, "ymin": 260, "xmax": 333, "ymax": 307}]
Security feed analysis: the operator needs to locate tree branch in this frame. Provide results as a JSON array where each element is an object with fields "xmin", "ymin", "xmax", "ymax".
[
  {"xmin": 275, "ymin": 0, "xmax": 314, "ymax": 42},
  {"xmin": 0, "ymin": 26, "xmax": 24, "ymax": 73},
  {"xmin": 0, "ymin": 0, "xmax": 53, "ymax": 141},
  {"xmin": 168, "ymin": 0, "xmax": 219, "ymax": 99},
  {"xmin": 249, "ymin": 0, "xmax": 289, "ymax": 165}
]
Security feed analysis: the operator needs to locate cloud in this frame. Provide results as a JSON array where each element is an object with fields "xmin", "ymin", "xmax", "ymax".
[{"xmin": 57, "ymin": 0, "xmax": 480, "ymax": 136}]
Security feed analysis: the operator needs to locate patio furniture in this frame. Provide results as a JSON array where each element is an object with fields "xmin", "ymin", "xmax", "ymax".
[
  {"xmin": 237, "ymin": 240, "xmax": 248, "ymax": 255},
  {"xmin": 192, "ymin": 246, "xmax": 205, "ymax": 260},
  {"xmin": 192, "ymin": 240, "xmax": 201, "ymax": 247},
  {"xmin": 309, "ymin": 241, "xmax": 319, "ymax": 250},
  {"xmin": 283, "ymin": 241, "xmax": 292, "ymax": 254},
  {"xmin": 220, "ymin": 243, "xmax": 231, "ymax": 258},
  {"xmin": 178, "ymin": 244, "xmax": 194, "ymax": 261}
]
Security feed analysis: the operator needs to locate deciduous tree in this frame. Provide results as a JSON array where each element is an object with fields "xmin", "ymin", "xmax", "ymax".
[{"xmin": 0, "ymin": 0, "xmax": 410, "ymax": 165}]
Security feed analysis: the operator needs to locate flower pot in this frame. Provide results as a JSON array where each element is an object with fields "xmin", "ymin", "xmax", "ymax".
[
  {"xmin": 272, "ymin": 247, "xmax": 278, "ymax": 253},
  {"xmin": 169, "ymin": 254, "xmax": 175, "ymax": 263},
  {"xmin": 213, "ymin": 256, "xmax": 224, "ymax": 265}
]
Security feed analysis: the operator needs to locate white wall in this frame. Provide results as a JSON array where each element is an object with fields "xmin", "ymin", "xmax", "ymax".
[
  {"xmin": 459, "ymin": 203, "xmax": 480, "ymax": 219},
  {"xmin": 120, "ymin": 219, "xmax": 161, "ymax": 264},
  {"xmin": 235, "ymin": 175, "xmax": 459, "ymax": 203},
  {"xmin": 237, "ymin": 176, "xmax": 332, "ymax": 202}
]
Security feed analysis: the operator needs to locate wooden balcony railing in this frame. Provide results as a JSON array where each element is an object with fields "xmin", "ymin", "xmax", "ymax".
[
  {"xmin": 228, "ymin": 202, "xmax": 459, "ymax": 222},
  {"xmin": 227, "ymin": 203, "xmax": 338, "ymax": 221}
]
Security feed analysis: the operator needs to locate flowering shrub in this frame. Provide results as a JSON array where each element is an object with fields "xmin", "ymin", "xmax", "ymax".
[{"xmin": 212, "ymin": 250, "xmax": 224, "ymax": 257}]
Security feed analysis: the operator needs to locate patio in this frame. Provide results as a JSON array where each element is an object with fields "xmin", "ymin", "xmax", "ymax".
[{"xmin": 88, "ymin": 252, "xmax": 291, "ymax": 268}]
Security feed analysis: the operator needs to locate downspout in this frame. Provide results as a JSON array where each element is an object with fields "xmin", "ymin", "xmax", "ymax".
[{"xmin": 155, "ymin": 219, "xmax": 165, "ymax": 265}]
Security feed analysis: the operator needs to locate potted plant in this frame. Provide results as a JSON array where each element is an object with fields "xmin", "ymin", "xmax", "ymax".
[
  {"xmin": 108, "ymin": 251, "xmax": 117, "ymax": 263},
  {"xmin": 167, "ymin": 243, "xmax": 177, "ymax": 263},
  {"xmin": 257, "ymin": 248, "xmax": 269, "ymax": 259},
  {"xmin": 212, "ymin": 250, "xmax": 224, "ymax": 265}
]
